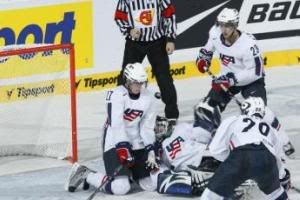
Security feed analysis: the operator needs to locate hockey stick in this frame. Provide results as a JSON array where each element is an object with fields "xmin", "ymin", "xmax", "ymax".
[
  {"xmin": 86, "ymin": 165, "xmax": 123, "ymax": 200},
  {"xmin": 205, "ymin": 69, "xmax": 242, "ymax": 106},
  {"xmin": 291, "ymin": 186, "xmax": 300, "ymax": 193}
]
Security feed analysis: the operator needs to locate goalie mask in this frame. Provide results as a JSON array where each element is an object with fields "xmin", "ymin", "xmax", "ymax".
[
  {"xmin": 194, "ymin": 99, "xmax": 221, "ymax": 133},
  {"xmin": 241, "ymin": 97, "xmax": 265, "ymax": 118},
  {"xmin": 123, "ymin": 63, "xmax": 148, "ymax": 94},
  {"xmin": 154, "ymin": 116, "xmax": 170, "ymax": 141}
]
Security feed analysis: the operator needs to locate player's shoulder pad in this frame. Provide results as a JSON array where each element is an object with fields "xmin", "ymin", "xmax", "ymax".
[
  {"xmin": 175, "ymin": 122, "xmax": 190, "ymax": 129},
  {"xmin": 141, "ymin": 88, "xmax": 153, "ymax": 97},
  {"xmin": 220, "ymin": 115, "xmax": 238, "ymax": 128},
  {"xmin": 140, "ymin": 88, "xmax": 156, "ymax": 104},
  {"xmin": 106, "ymin": 86, "xmax": 127, "ymax": 101},
  {"xmin": 241, "ymin": 31, "xmax": 258, "ymax": 46},
  {"xmin": 173, "ymin": 122, "xmax": 191, "ymax": 134},
  {"xmin": 243, "ymin": 31, "xmax": 257, "ymax": 41}
]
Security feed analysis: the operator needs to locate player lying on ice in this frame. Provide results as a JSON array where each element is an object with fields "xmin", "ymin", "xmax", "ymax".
[
  {"xmin": 152, "ymin": 98, "xmax": 290, "ymax": 199},
  {"xmin": 64, "ymin": 97, "xmax": 224, "ymax": 197},
  {"xmin": 153, "ymin": 99, "xmax": 222, "ymax": 196},
  {"xmin": 65, "ymin": 62, "xmax": 160, "ymax": 195}
]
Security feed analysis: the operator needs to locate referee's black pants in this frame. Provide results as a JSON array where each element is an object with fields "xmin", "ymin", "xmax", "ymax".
[{"xmin": 119, "ymin": 37, "xmax": 179, "ymax": 119}]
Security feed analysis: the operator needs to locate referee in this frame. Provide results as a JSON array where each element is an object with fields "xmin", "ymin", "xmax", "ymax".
[{"xmin": 115, "ymin": 0, "xmax": 179, "ymax": 126}]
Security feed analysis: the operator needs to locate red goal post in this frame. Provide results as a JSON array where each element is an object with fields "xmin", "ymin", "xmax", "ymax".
[{"xmin": 0, "ymin": 44, "xmax": 78, "ymax": 163}]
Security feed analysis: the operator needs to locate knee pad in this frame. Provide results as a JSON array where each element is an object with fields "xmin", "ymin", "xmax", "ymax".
[
  {"xmin": 111, "ymin": 177, "xmax": 131, "ymax": 195},
  {"xmin": 139, "ymin": 176, "xmax": 156, "ymax": 191}
]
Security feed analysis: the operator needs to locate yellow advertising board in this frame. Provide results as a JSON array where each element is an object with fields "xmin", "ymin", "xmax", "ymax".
[{"xmin": 0, "ymin": 0, "xmax": 93, "ymax": 76}]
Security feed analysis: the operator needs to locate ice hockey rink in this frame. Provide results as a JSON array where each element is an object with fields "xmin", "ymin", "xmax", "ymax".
[{"xmin": 0, "ymin": 65, "xmax": 300, "ymax": 200}]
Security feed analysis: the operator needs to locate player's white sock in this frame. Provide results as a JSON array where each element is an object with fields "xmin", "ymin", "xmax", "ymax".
[{"xmin": 86, "ymin": 172, "xmax": 106, "ymax": 188}]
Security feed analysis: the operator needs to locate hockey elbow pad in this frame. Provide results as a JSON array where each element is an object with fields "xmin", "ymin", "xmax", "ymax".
[{"xmin": 196, "ymin": 48, "xmax": 213, "ymax": 73}]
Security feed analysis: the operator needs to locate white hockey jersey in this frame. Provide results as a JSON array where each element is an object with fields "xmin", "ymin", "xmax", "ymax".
[
  {"xmin": 209, "ymin": 115, "xmax": 285, "ymax": 178},
  {"xmin": 204, "ymin": 25, "xmax": 264, "ymax": 86},
  {"xmin": 103, "ymin": 86, "xmax": 157, "ymax": 152},
  {"xmin": 161, "ymin": 123, "xmax": 210, "ymax": 171}
]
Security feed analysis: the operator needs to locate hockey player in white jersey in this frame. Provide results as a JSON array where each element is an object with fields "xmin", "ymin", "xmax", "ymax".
[
  {"xmin": 195, "ymin": 7, "xmax": 294, "ymax": 156},
  {"xmin": 159, "ymin": 100, "xmax": 221, "ymax": 171},
  {"xmin": 155, "ymin": 100, "xmax": 223, "ymax": 196},
  {"xmin": 65, "ymin": 63, "xmax": 159, "ymax": 195},
  {"xmin": 200, "ymin": 97, "xmax": 290, "ymax": 200}
]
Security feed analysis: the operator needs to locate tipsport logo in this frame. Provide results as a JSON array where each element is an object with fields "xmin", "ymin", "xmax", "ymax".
[{"xmin": 0, "ymin": 12, "xmax": 75, "ymax": 46}]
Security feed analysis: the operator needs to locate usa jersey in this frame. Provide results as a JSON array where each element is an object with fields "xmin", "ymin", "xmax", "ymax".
[
  {"xmin": 103, "ymin": 86, "xmax": 157, "ymax": 152},
  {"xmin": 209, "ymin": 115, "xmax": 285, "ymax": 177},
  {"xmin": 204, "ymin": 25, "xmax": 264, "ymax": 86},
  {"xmin": 161, "ymin": 123, "xmax": 210, "ymax": 171}
]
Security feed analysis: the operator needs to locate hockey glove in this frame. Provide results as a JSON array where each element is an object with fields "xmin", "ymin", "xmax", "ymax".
[
  {"xmin": 145, "ymin": 144, "xmax": 160, "ymax": 172},
  {"xmin": 280, "ymin": 168, "xmax": 291, "ymax": 191},
  {"xmin": 212, "ymin": 72, "xmax": 237, "ymax": 92},
  {"xmin": 116, "ymin": 141, "xmax": 134, "ymax": 167},
  {"xmin": 196, "ymin": 48, "xmax": 213, "ymax": 73},
  {"xmin": 198, "ymin": 156, "xmax": 222, "ymax": 172},
  {"xmin": 283, "ymin": 142, "xmax": 295, "ymax": 157}
]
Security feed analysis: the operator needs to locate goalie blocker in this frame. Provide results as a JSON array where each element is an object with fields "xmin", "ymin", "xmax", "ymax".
[
  {"xmin": 157, "ymin": 159, "xmax": 217, "ymax": 197},
  {"xmin": 157, "ymin": 170, "xmax": 213, "ymax": 196}
]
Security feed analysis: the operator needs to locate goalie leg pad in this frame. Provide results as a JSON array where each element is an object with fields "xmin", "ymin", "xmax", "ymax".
[{"xmin": 157, "ymin": 170, "xmax": 193, "ymax": 196}]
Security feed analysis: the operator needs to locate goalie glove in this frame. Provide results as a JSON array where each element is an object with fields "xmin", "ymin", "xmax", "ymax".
[
  {"xmin": 196, "ymin": 48, "xmax": 213, "ymax": 73},
  {"xmin": 116, "ymin": 141, "xmax": 134, "ymax": 167},
  {"xmin": 145, "ymin": 144, "xmax": 160, "ymax": 172},
  {"xmin": 212, "ymin": 72, "xmax": 237, "ymax": 92},
  {"xmin": 280, "ymin": 168, "xmax": 291, "ymax": 191},
  {"xmin": 157, "ymin": 170, "xmax": 193, "ymax": 196}
]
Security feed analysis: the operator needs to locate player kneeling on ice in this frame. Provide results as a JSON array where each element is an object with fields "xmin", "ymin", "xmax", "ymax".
[
  {"xmin": 65, "ymin": 62, "xmax": 160, "ymax": 195},
  {"xmin": 200, "ymin": 97, "xmax": 290, "ymax": 200},
  {"xmin": 154, "ymin": 100, "xmax": 222, "ymax": 196}
]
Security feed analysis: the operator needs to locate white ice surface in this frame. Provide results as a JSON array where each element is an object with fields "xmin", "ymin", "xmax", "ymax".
[{"xmin": 0, "ymin": 66, "xmax": 300, "ymax": 200}]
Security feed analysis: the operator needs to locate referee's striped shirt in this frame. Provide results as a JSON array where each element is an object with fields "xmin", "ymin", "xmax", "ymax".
[{"xmin": 115, "ymin": 0, "xmax": 176, "ymax": 42}]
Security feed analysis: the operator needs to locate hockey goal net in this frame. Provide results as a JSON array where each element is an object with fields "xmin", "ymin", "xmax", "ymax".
[{"xmin": 0, "ymin": 44, "xmax": 77, "ymax": 163}]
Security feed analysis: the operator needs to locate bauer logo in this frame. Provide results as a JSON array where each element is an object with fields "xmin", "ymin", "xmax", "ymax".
[
  {"xmin": 239, "ymin": 0, "xmax": 300, "ymax": 39},
  {"xmin": 0, "ymin": 0, "xmax": 93, "ymax": 70}
]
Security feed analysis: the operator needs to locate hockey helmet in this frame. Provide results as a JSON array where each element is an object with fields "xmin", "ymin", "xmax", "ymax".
[
  {"xmin": 216, "ymin": 8, "xmax": 239, "ymax": 27},
  {"xmin": 123, "ymin": 62, "xmax": 147, "ymax": 83},
  {"xmin": 123, "ymin": 63, "xmax": 148, "ymax": 94},
  {"xmin": 241, "ymin": 97, "xmax": 265, "ymax": 118}
]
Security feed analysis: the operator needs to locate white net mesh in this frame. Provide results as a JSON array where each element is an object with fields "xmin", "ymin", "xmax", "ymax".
[{"xmin": 0, "ymin": 44, "xmax": 76, "ymax": 160}]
